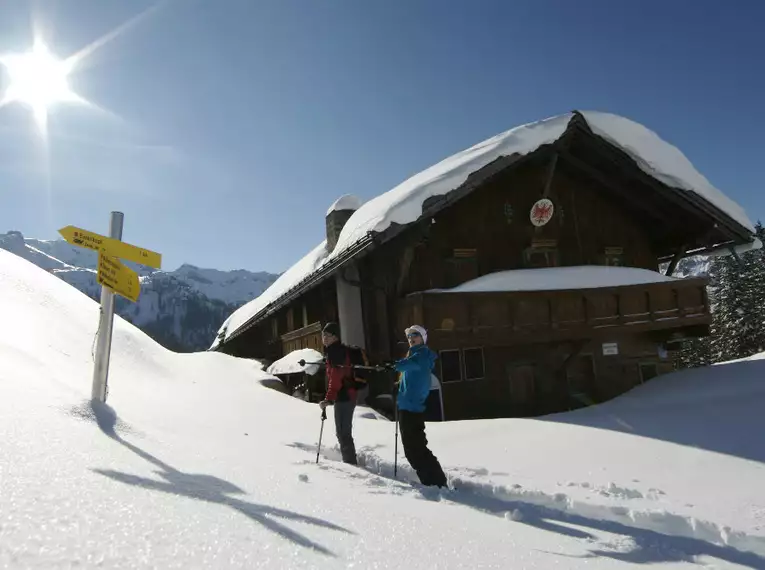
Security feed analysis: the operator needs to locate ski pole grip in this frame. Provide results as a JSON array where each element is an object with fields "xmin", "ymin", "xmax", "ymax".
[{"xmin": 321, "ymin": 409, "xmax": 327, "ymax": 420}]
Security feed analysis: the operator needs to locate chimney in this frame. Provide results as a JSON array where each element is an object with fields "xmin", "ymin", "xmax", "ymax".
[{"xmin": 325, "ymin": 194, "xmax": 362, "ymax": 251}]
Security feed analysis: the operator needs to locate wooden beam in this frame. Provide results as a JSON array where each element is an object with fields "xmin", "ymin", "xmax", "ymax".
[
  {"xmin": 665, "ymin": 244, "xmax": 687, "ymax": 276},
  {"xmin": 559, "ymin": 339, "xmax": 589, "ymax": 372},
  {"xmin": 560, "ymin": 151, "xmax": 678, "ymax": 230},
  {"xmin": 535, "ymin": 152, "xmax": 559, "ymax": 237},
  {"xmin": 396, "ymin": 245, "xmax": 416, "ymax": 295},
  {"xmin": 728, "ymin": 245, "xmax": 745, "ymax": 268},
  {"xmin": 542, "ymin": 152, "xmax": 559, "ymax": 197}
]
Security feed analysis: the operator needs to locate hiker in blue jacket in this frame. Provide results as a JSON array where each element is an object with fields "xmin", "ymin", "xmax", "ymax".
[{"xmin": 394, "ymin": 325, "xmax": 448, "ymax": 488}]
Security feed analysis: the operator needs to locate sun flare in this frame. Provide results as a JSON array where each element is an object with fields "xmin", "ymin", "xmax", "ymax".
[{"xmin": 0, "ymin": 41, "xmax": 82, "ymax": 130}]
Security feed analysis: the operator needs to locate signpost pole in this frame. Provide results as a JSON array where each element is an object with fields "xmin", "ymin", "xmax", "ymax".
[{"xmin": 92, "ymin": 211, "xmax": 124, "ymax": 402}]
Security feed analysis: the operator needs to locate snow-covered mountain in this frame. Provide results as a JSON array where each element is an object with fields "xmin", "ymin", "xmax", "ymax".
[
  {"xmin": 0, "ymin": 231, "xmax": 278, "ymax": 351},
  {"xmin": 672, "ymin": 255, "xmax": 713, "ymax": 278}
]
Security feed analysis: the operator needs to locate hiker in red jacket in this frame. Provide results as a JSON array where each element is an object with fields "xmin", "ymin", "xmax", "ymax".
[{"xmin": 319, "ymin": 322, "xmax": 359, "ymax": 465}]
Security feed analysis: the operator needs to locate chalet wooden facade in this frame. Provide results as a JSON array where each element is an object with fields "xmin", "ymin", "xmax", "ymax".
[{"xmin": 214, "ymin": 111, "xmax": 757, "ymax": 420}]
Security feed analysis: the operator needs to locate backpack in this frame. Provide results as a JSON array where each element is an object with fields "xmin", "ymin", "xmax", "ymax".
[{"xmin": 345, "ymin": 345, "xmax": 370, "ymax": 390}]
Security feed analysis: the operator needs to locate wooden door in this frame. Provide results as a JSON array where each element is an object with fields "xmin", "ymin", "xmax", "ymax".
[{"xmin": 566, "ymin": 355, "xmax": 596, "ymax": 409}]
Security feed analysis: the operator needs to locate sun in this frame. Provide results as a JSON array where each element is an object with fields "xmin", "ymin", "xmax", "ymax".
[{"xmin": 0, "ymin": 40, "xmax": 82, "ymax": 130}]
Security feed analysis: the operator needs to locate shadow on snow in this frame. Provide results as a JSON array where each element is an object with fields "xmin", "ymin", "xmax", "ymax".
[
  {"xmin": 288, "ymin": 439, "xmax": 765, "ymax": 569},
  {"xmin": 81, "ymin": 399, "xmax": 354, "ymax": 557}
]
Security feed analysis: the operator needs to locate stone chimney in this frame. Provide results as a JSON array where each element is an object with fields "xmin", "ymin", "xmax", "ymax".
[{"xmin": 325, "ymin": 194, "xmax": 362, "ymax": 251}]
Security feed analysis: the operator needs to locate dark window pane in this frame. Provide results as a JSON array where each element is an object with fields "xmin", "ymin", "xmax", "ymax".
[
  {"xmin": 464, "ymin": 348, "xmax": 485, "ymax": 380},
  {"xmin": 439, "ymin": 350, "xmax": 462, "ymax": 382},
  {"xmin": 523, "ymin": 247, "xmax": 559, "ymax": 268}
]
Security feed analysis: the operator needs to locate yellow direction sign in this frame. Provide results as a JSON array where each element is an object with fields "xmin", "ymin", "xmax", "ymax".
[
  {"xmin": 59, "ymin": 225, "xmax": 162, "ymax": 269},
  {"xmin": 97, "ymin": 254, "xmax": 140, "ymax": 302}
]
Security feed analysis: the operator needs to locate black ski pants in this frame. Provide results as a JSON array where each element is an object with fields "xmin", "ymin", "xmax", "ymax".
[
  {"xmin": 334, "ymin": 400, "xmax": 357, "ymax": 465},
  {"xmin": 398, "ymin": 410, "xmax": 447, "ymax": 487}
]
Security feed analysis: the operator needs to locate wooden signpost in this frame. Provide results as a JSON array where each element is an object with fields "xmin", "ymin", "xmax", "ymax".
[{"xmin": 59, "ymin": 213, "xmax": 162, "ymax": 402}]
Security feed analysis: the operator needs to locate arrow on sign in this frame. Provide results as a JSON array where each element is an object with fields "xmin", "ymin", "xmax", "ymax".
[
  {"xmin": 97, "ymin": 254, "xmax": 141, "ymax": 303},
  {"xmin": 59, "ymin": 225, "xmax": 162, "ymax": 269}
]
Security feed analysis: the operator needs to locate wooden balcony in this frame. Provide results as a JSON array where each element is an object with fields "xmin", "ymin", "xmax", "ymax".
[
  {"xmin": 281, "ymin": 321, "xmax": 323, "ymax": 354},
  {"xmin": 398, "ymin": 276, "xmax": 710, "ymax": 349}
]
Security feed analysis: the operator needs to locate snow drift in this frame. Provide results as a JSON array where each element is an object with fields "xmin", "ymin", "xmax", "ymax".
[
  {"xmin": 267, "ymin": 348, "xmax": 324, "ymax": 376},
  {"xmin": 2, "ymin": 248, "xmax": 765, "ymax": 569}
]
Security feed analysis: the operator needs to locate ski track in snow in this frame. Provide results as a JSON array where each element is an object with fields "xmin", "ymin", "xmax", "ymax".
[{"xmin": 290, "ymin": 440, "xmax": 765, "ymax": 567}]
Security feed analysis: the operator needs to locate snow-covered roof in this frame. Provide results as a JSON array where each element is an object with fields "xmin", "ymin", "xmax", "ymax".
[
  {"xmin": 218, "ymin": 111, "xmax": 756, "ymax": 344},
  {"xmin": 423, "ymin": 266, "xmax": 678, "ymax": 294},
  {"xmin": 326, "ymin": 194, "xmax": 363, "ymax": 215},
  {"xmin": 217, "ymin": 241, "xmax": 331, "ymax": 345},
  {"xmin": 266, "ymin": 348, "xmax": 323, "ymax": 376}
]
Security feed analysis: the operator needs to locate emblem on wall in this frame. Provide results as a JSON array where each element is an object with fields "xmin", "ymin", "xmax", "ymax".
[{"xmin": 530, "ymin": 198, "xmax": 555, "ymax": 227}]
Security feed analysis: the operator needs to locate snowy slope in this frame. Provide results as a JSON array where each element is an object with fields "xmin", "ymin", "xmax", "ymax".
[
  {"xmin": 1, "ymin": 248, "xmax": 764, "ymax": 569},
  {"xmin": 220, "ymin": 111, "xmax": 756, "ymax": 344}
]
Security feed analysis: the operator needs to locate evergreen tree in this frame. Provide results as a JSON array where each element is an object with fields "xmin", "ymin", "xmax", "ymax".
[
  {"xmin": 679, "ymin": 222, "xmax": 765, "ymax": 365},
  {"xmin": 678, "ymin": 335, "xmax": 712, "ymax": 368},
  {"xmin": 705, "ymin": 222, "xmax": 765, "ymax": 362}
]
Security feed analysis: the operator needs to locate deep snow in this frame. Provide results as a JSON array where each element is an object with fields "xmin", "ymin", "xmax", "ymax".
[{"xmin": 2, "ymin": 248, "xmax": 764, "ymax": 569}]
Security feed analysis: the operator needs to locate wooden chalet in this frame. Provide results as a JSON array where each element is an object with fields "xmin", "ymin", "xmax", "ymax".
[{"xmin": 212, "ymin": 111, "xmax": 758, "ymax": 420}]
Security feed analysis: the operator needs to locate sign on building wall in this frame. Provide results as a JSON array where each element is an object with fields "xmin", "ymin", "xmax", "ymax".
[{"xmin": 602, "ymin": 342, "xmax": 619, "ymax": 356}]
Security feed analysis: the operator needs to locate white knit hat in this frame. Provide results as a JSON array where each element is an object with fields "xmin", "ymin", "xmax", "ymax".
[{"xmin": 404, "ymin": 324, "xmax": 428, "ymax": 344}]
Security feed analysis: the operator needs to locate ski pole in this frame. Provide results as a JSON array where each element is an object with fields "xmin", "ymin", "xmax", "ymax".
[
  {"xmin": 316, "ymin": 408, "xmax": 327, "ymax": 464},
  {"xmin": 298, "ymin": 359, "xmax": 390, "ymax": 372},
  {"xmin": 393, "ymin": 392, "xmax": 399, "ymax": 478}
]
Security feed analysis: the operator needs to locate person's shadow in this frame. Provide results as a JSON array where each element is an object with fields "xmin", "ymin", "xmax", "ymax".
[{"xmin": 85, "ymin": 399, "xmax": 353, "ymax": 557}]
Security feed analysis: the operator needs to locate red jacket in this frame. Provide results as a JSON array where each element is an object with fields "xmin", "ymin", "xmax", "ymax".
[{"xmin": 324, "ymin": 342, "xmax": 357, "ymax": 402}]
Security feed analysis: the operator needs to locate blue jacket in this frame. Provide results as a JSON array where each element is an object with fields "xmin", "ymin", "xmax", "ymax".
[{"xmin": 394, "ymin": 344, "xmax": 437, "ymax": 413}]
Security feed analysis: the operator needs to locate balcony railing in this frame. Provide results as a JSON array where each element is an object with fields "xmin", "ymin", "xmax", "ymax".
[
  {"xmin": 281, "ymin": 321, "xmax": 323, "ymax": 354},
  {"xmin": 399, "ymin": 276, "xmax": 710, "ymax": 348}
]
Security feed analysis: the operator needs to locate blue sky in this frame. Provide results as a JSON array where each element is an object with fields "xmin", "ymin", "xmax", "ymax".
[{"xmin": 0, "ymin": 0, "xmax": 763, "ymax": 273}]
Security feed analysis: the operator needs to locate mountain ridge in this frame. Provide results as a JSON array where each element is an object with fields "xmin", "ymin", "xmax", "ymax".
[{"xmin": 0, "ymin": 230, "xmax": 278, "ymax": 352}]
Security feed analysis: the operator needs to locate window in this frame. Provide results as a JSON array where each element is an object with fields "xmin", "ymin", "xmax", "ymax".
[
  {"xmin": 286, "ymin": 308, "xmax": 295, "ymax": 332},
  {"xmin": 271, "ymin": 318, "xmax": 278, "ymax": 340},
  {"xmin": 523, "ymin": 240, "xmax": 559, "ymax": 268},
  {"xmin": 463, "ymin": 348, "xmax": 485, "ymax": 380},
  {"xmin": 601, "ymin": 246, "xmax": 624, "ymax": 267},
  {"xmin": 639, "ymin": 363, "xmax": 658, "ymax": 383},
  {"xmin": 439, "ymin": 350, "xmax": 462, "ymax": 383},
  {"xmin": 438, "ymin": 347, "xmax": 485, "ymax": 382},
  {"xmin": 445, "ymin": 248, "xmax": 478, "ymax": 287}
]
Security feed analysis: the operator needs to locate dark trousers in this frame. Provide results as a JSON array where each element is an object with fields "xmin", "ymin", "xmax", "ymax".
[
  {"xmin": 398, "ymin": 410, "xmax": 447, "ymax": 487},
  {"xmin": 334, "ymin": 400, "xmax": 357, "ymax": 464}
]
